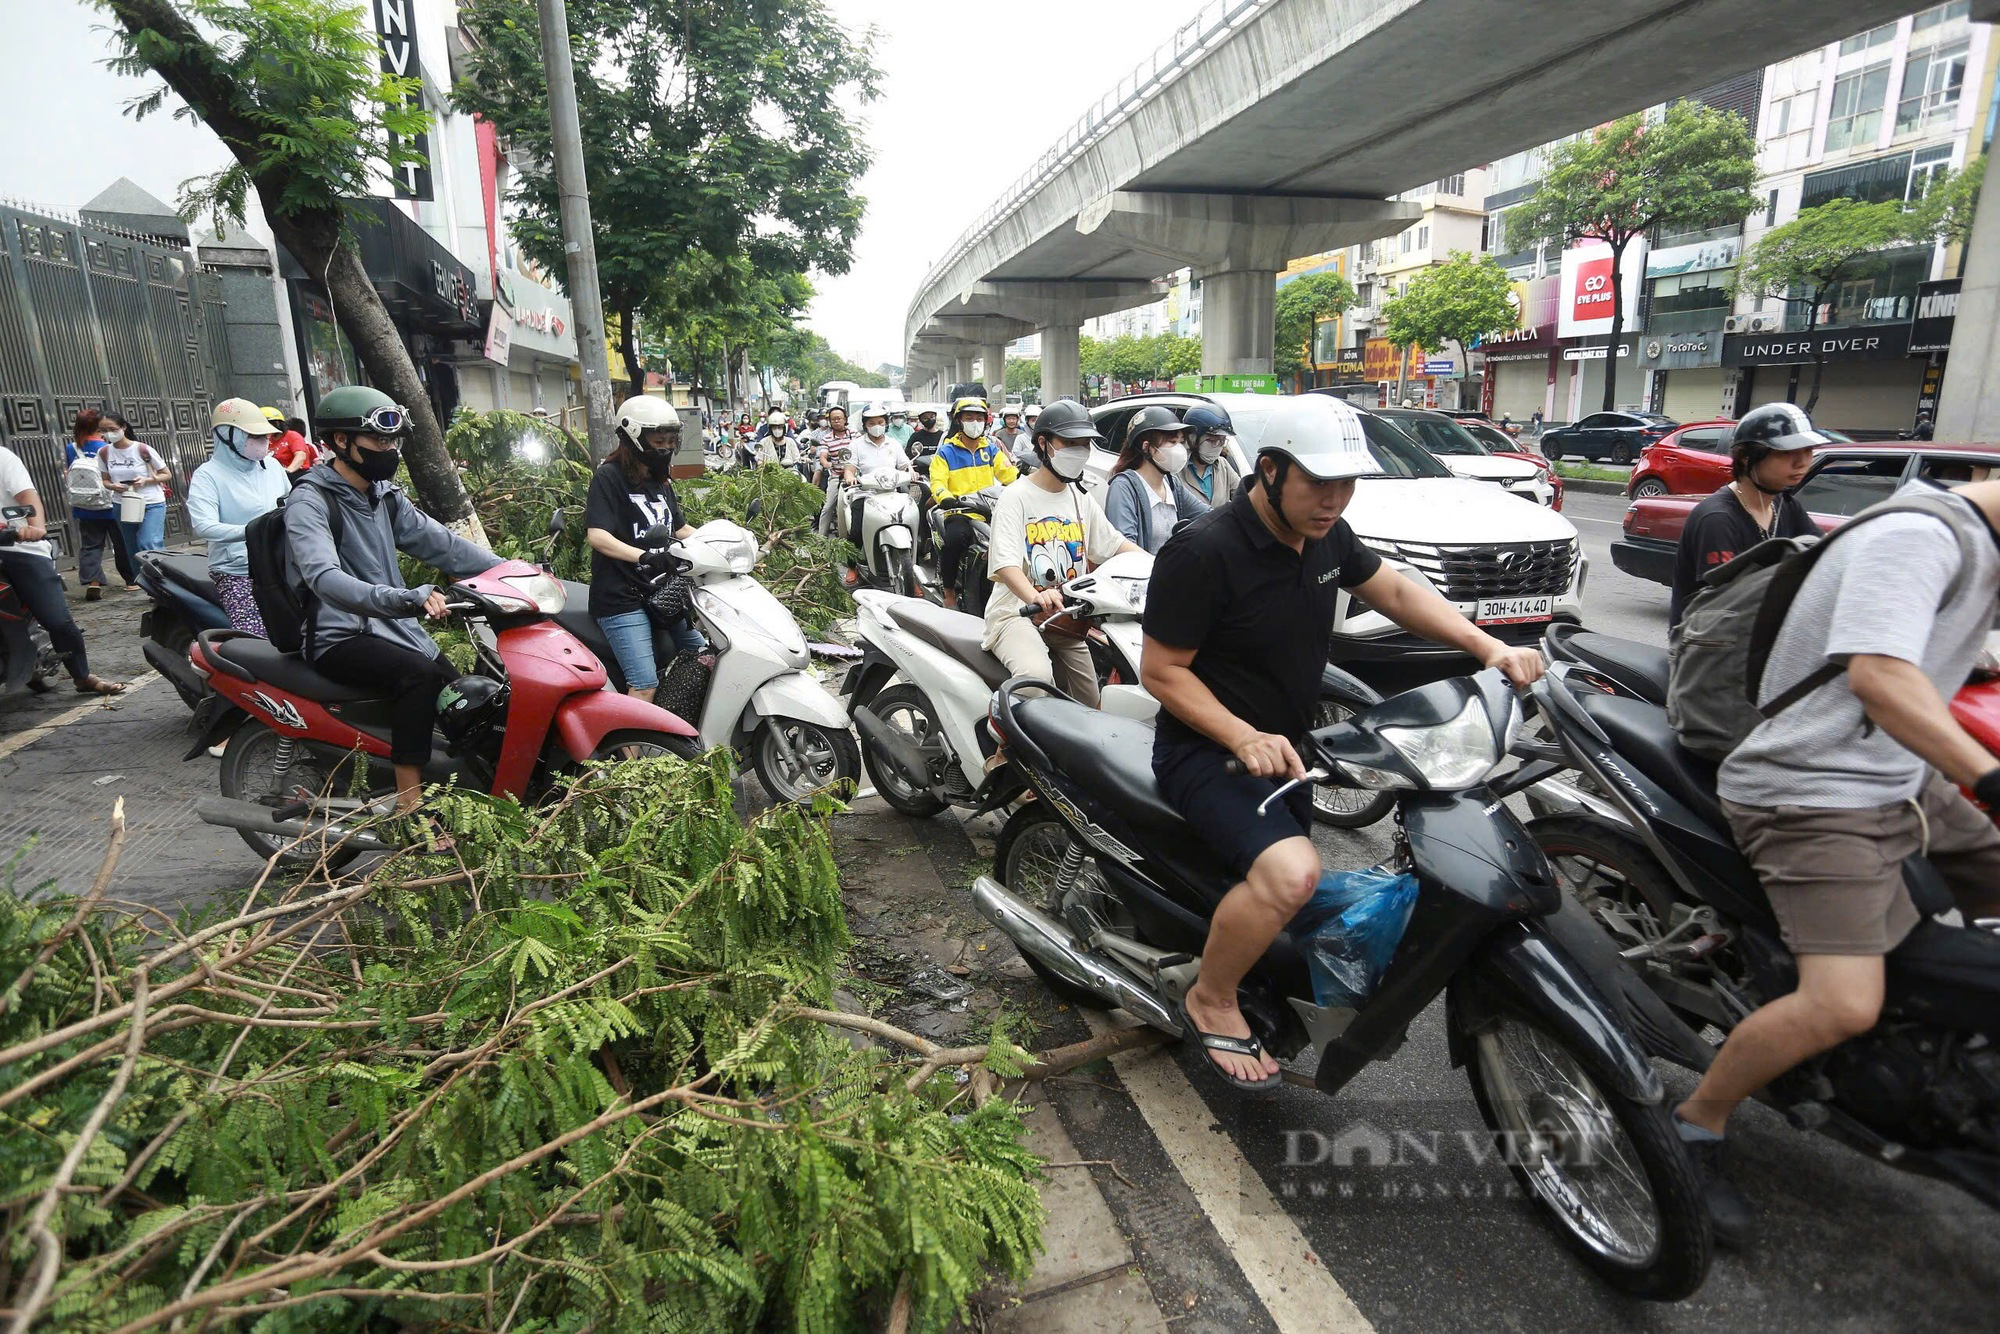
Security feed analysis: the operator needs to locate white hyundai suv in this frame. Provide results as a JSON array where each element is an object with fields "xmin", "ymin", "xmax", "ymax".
[{"xmin": 1084, "ymin": 392, "xmax": 1585, "ymax": 670}]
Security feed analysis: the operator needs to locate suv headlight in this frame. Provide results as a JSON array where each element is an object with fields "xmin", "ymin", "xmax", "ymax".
[{"xmin": 1377, "ymin": 695, "xmax": 1500, "ymax": 789}]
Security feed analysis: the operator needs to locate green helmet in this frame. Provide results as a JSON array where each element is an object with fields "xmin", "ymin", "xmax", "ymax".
[{"xmin": 314, "ymin": 385, "xmax": 410, "ymax": 441}]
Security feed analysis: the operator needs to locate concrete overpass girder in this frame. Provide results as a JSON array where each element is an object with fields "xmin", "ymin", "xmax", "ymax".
[{"xmin": 1077, "ymin": 191, "xmax": 1421, "ymax": 274}]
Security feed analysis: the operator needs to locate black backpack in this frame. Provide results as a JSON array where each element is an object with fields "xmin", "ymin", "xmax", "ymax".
[{"xmin": 244, "ymin": 495, "xmax": 344, "ymax": 653}]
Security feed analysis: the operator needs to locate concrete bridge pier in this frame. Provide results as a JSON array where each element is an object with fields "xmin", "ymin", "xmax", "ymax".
[
  {"xmin": 1199, "ymin": 268, "xmax": 1278, "ymax": 377},
  {"xmin": 1936, "ymin": 104, "xmax": 2000, "ymax": 440},
  {"xmin": 1040, "ymin": 324, "xmax": 1082, "ymax": 403},
  {"xmin": 979, "ymin": 342, "xmax": 1008, "ymax": 401}
]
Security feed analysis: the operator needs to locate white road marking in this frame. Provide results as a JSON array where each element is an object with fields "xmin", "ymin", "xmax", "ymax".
[
  {"xmin": 1083, "ymin": 1010, "xmax": 1375, "ymax": 1334},
  {"xmin": 0, "ymin": 672, "xmax": 158, "ymax": 763},
  {"xmin": 1566, "ymin": 515, "xmax": 1624, "ymax": 526}
]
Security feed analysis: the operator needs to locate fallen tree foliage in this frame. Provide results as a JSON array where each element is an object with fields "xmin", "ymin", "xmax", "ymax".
[{"xmin": 0, "ymin": 759, "xmax": 1077, "ymax": 1332}]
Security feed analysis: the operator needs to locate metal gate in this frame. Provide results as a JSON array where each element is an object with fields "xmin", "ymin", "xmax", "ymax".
[{"xmin": 0, "ymin": 203, "xmax": 229, "ymax": 556}]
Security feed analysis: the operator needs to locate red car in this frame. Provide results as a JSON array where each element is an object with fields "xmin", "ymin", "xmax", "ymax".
[
  {"xmin": 1460, "ymin": 418, "xmax": 1565, "ymax": 511},
  {"xmin": 1625, "ymin": 421, "xmax": 1737, "ymax": 498}
]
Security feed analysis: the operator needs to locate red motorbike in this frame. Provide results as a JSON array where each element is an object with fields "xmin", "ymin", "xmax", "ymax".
[{"xmin": 188, "ymin": 558, "xmax": 699, "ymax": 869}]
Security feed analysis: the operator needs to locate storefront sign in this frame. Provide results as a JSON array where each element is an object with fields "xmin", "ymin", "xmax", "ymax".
[
  {"xmin": 1562, "ymin": 343, "xmax": 1632, "ymax": 362},
  {"xmin": 1484, "ymin": 349, "xmax": 1553, "ymax": 363},
  {"xmin": 1645, "ymin": 235, "xmax": 1742, "ymax": 278},
  {"xmin": 1908, "ymin": 278, "xmax": 1961, "ymax": 354},
  {"xmin": 484, "ymin": 302, "xmax": 511, "ymax": 366},
  {"xmin": 1363, "ymin": 338, "xmax": 1421, "ymax": 383},
  {"xmin": 1916, "ymin": 353, "xmax": 1945, "ymax": 426},
  {"xmin": 1557, "ymin": 240, "xmax": 1647, "ymax": 340},
  {"xmin": 1635, "ymin": 329, "xmax": 1723, "ymax": 370},
  {"xmin": 1722, "ymin": 324, "xmax": 1912, "ymax": 366},
  {"xmin": 373, "ymin": 0, "xmax": 432, "ymax": 201},
  {"xmin": 1474, "ymin": 277, "xmax": 1560, "ymax": 351},
  {"xmin": 1317, "ymin": 358, "xmax": 1364, "ymax": 378},
  {"xmin": 1423, "ymin": 357, "xmax": 1456, "ymax": 376}
]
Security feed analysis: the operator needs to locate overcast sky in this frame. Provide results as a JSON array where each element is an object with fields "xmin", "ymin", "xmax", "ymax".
[{"xmin": 0, "ymin": 0, "xmax": 1171, "ymax": 369}]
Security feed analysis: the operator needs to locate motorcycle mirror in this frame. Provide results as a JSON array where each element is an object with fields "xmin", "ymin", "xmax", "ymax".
[
  {"xmin": 746, "ymin": 498, "xmax": 764, "ymax": 522},
  {"xmin": 640, "ymin": 524, "xmax": 674, "ymax": 547},
  {"xmin": 546, "ymin": 509, "xmax": 566, "ymax": 538}
]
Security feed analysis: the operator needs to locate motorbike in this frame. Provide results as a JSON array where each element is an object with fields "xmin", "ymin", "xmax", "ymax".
[
  {"xmin": 980, "ymin": 669, "xmax": 1712, "ymax": 1298},
  {"xmin": 844, "ymin": 554, "xmax": 1388, "ymax": 823},
  {"xmin": 137, "ymin": 548, "xmax": 230, "ymax": 709},
  {"xmin": 187, "ymin": 557, "xmax": 700, "ymax": 870},
  {"xmin": 1521, "ymin": 660, "xmax": 2000, "ymax": 1212},
  {"xmin": 0, "ymin": 506, "xmax": 60, "ymax": 698},
  {"xmin": 553, "ymin": 513, "xmax": 858, "ymax": 804},
  {"xmin": 826, "ymin": 446, "xmax": 921, "ymax": 598},
  {"xmin": 923, "ymin": 495, "xmax": 995, "ymax": 617}
]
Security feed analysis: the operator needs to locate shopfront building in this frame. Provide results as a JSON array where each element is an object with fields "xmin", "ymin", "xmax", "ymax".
[
  {"xmin": 1722, "ymin": 323, "xmax": 1926, "ymax": 436},
  {"xmin": 1636, "ymin": 328, "xmax": 1728, "ymax": 421},
  {"xmin": 1476, "ymin": 276, "xmax": 1560, "ymax": 421}
]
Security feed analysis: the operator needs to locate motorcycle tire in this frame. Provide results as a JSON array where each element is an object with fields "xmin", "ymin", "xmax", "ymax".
[
  {"xmin": 217, "ymin": 718, "xmax": 368, "ymax": 873},
  {"xmin": 587, "ymin": 729, "xmax": 703, "ymax": 763},
  {"xmin": 753, "ymin": 717, "xmax": 860, "ymax": 805},
  {"xmin": 1309, "ymin": 697, "xmax": 1396, "ymax": 829},
  {"xmin": 994, "ymin": 804, "xmax": 1117, "ymax": 1008},
  {"xmin": 1453, "ymin": 1002, "xmax": 1711, "ymax": 1301},
  {"xmin": 860, "ymin": 682, "xmax": 949, "ymax": 818},
  {"xmin": 894, "ymin": 548, "xmax": 918, "ymax": 599}
]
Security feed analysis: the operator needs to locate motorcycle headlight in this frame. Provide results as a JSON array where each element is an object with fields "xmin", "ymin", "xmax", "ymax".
[
  {"xmin": 1377, "ymin": 695, "xmax": 1501, "ymax": 789},
  {"xmin": 499, "ymin": 571, "xmax": 567, "ymax": 613},
  {"xmin": 710, "ymin": 533, "xmax": 759, "ymax": 574},
  {"xmin": 1112, "ymin": 576, "xmax": 1149, "ymax": 612}
]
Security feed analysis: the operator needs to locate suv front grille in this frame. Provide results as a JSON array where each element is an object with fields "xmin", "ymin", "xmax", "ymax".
[{"xmin": 1373, "ymin": 538, "xmax": 1577, "ymax": 600}]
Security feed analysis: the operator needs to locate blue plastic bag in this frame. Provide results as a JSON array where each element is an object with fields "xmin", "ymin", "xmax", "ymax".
[{"xmin": 1291, "ymin": 867, "xmax": 1419, "ymax": 1009}]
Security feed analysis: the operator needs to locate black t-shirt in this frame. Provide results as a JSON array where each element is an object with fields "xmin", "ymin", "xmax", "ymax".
[
  {"xmin": 1670, "ymin": 485, "xmax": 1815, "ymax": 627},
  {"xmin": 1143, "ymin": 493, "xmax": 1383, "ymax": 747},
  {"xmin": 585, "ymin": 460, "xmax": 684, "ymax": 617},
  {"xmin": 907, "ymin": 428, "xmax": 943, "ymax": 453}
]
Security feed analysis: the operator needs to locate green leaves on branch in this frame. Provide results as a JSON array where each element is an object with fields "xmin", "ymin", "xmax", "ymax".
[
  {"xmin": 1274, "ymin": 272, "xmax": 1356, "ymax": 381},
  {"xmin": 1078, "ymin": 332, "xmax": 1203, "ymax": 386},
  {"xmin": 0, "ymin": 757, "xmax": 1041, "ymax": 1331},
  {"xmin": 1382, "ymin": 251, "xmax": 1515, "ymax": 357}
]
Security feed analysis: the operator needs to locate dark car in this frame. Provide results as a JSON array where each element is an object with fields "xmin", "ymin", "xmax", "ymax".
[{"xmin": 1540, "ymin": 411, "xmax": 1679, "ymax": 465}]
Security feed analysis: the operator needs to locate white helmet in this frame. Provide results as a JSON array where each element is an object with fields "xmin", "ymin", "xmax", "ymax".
[
  {"xmin": 767, "ymin": 410, "xmax": 788, "ymax": 428},
  {"xmin": 615, "ymin": 395, "xmax": 678, "ymax": 447},
  {"xmin": 859, "ymin": 401, "xmax": 891, "ymax": 423},
  {"xmin": 1255, "ymin": 395, "xmax": 1375, "ymax": 482}
]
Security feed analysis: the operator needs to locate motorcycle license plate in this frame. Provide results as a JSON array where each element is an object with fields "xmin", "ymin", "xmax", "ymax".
[{"xmin": 1474, "ymin": 596, "xmax": 1553, "ymax": 625}]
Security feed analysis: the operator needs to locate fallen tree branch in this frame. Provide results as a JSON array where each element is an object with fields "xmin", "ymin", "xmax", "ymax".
[{"xmin": 0, "ymin": 797, "xmax": 124, "ymax": 1018}]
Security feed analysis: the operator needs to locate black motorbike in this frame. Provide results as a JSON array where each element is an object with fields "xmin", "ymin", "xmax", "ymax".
[
  {"xmin": 922, "ymin": 495, "xmax": 994, "ymax": 616},
  {"xmin": 1521, "ymin": 660, "xmax": 2000, "ymax": 1211},
  {"xmin": 980, "ymin": 670, "xmax": 1712, "ymax": 1298},
  {"xmin": 0, "ymin": 506, "xmax": 60, "ymax": 698},
  {"xmin": 137, "ymin": 548, "xmax": 229, "ymax": 709}
]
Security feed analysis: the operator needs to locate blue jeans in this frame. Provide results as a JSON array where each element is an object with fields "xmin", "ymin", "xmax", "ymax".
[
  {"xmin": 595, "ymin": 609, "xmax": 705, "ymax": 692},
  {"xmin": 119, "ymin": 502, "xmax": 166, "ymax": 555}
]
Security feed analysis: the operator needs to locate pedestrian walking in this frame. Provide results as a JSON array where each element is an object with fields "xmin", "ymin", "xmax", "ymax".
[
  {"xmin": 99, "ymin": 413, "xmax": 172, "ymax": 556},
  {"xmin": 0, "ymin": 442, "xmax": 126, "ymax": 695},
  {"xmin": 63, "ymin": 407, "xmax": 136, "ymax": 598},
  {"xmin": 187, "ymin": 399, "xmax": 289, "ymax": 636}
]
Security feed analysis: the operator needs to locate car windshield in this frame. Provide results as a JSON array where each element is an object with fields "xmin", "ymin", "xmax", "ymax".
[
  {"xmin": 1462, "ymin": 421, "xmax": 1516, "ymax": 452},
  {"xmin": 1356, "ymin": 415, "xmax": 1456, "ymax": 478},
  {"xmin": 1383, "ymin": 413, "xmax": 1490, "ymax": 457}
]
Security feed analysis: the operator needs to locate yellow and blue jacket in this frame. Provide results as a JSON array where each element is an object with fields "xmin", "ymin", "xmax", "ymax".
[{"xmin": 928, "ymin": 433, "xmax": 1018, "ymax": 500}]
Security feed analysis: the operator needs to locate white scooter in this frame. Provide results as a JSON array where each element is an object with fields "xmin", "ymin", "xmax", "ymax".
[
  {"xmin": 828, "ymin": 447, "xmax": 920, "ymax": 598},
  {"xmin": 558, "ymin": 514, "xmax": 858, "ymax": 802}
]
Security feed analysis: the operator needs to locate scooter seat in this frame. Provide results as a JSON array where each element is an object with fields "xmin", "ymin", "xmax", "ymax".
[
  {"xmin": 147, "ymin": 551, "xmax": 222, "ymax": 604},
  {"xmin": 1010, "ymin": 696, "xmax": 1185, "ymax": 830},
  {"xmin": 1572, "ymin": 689, "xmax": 1728, "ymax": 830},
  {"xmin": 207, "ymin": 635, "xmax": 384, "ymax": 704},
  {"xmin": 887, "ymin": 599, "xmax": 1010, "ymax": 689},
  {"xmin": 1561, "ymin": 630, "xmax": 1669, "ymax": 706}
]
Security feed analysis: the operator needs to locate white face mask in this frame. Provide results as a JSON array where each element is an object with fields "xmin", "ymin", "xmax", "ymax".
[
  {"xmin": 1151, "ymin": 442, "xmax": 1189, "ymax": 475},
  {"xmin": 1197, "ymin": 438, "xmax": 1225, "ymax": 464},
  {"xmin": 866, "ymin": 423, "xmax": 886, "ymax": 439},
  {"xmin": 961, "ymin": 419, "xmax": 987, "ymax": 439},
  {"xmin": 1047, "ymin": 445, "xmax": 1092, "ymax": 482},
  {"xmin": 102, "ymin": 429, "xmax": 124, "ymax": 444}
]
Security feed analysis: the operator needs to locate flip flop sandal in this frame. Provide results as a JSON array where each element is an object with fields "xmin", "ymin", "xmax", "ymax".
[
  {"xmin": 1175, "ymin": 996, "xmax": 1282, "ymax": 1092},
  {"xmin": 76, "ymin": 676, "xmax": 127, "ymax": 696}
]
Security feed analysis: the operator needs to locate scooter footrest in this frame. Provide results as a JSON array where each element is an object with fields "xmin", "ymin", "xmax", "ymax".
[{"xmin": 1151, "ymin": 953, "xmax": 1196, "ymax": 970}]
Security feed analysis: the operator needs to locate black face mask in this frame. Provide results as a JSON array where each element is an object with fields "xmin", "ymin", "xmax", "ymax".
[
  {"xmin": 641, "ymin": 447, "xmax": 673, "ymax": 478},
  {"xmin": 344, "ymin": 440, "xmax": 401, "ymax": 482}
]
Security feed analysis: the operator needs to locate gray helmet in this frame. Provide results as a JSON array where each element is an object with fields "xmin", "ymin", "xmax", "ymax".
[
  {"xmin": 1031, "ymin": 399, "xmax": 1103, "ymax": 443},
  {"xmin": 1731, "ymin": 403, "xmax": 1831, "ymax": 456},
  {"xmin": 1126, "ymin": 404, "xmax": 1184, "ymax": 446}
]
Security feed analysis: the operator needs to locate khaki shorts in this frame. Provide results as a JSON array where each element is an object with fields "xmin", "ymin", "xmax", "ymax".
[
  {"xmin": 985, "ymin": 613, "xmax": 1100, "ymax": 707},
  {"xmin": 1722, "ymin": 774, "xmax": 2000, "ymax": 955}
]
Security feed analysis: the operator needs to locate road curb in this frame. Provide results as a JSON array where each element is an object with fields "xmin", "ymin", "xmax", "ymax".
[{"xmin": 1557, "ymin": 477, "xmax": 1630, "ymax": 497}]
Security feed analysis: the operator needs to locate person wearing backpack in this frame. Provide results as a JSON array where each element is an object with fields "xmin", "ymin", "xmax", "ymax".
[
  {"xmin": 1668, "ymin": 406, "xmax": 1819, "ymax": 626},
  {"xmin": 187, "ymin": 398, "xmax": 289, "ymax": 636},
  {"xmin": 1671, "ymin": 460, "xmax": 2000, "ymax": 1245},
  {"xmin": 63, "ymin": 407, "xmax": 135, "ymax": 599},
  {"xmin": 283, "ymin": 386, "xmax": 498, "ymax": 828},
  {"xmin": 99, "ymin": 413, "xmax": 172, "ymax": 556}
]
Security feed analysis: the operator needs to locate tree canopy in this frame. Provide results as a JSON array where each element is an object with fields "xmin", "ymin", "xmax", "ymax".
[
  {"xmin": 1079, "ymin": 332, "xmax": 1202, "ymax": 387},
  {"xmin": 1382, "ymin": 251, "xmax": 1515, "ymax": 357},
  {"xmin": 1274, "ymin": 272, "xmax": 1356, "ymax": 383},
  {"xmin": 454, "ymin": 0, "xmax": 879, "ymax": 396},
  {"xmin": 1005, "ymin": 357, "xmax": 1042, "ymax": 396}
]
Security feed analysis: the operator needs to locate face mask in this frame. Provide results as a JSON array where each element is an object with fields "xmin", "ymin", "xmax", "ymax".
[
  {"xmin": 961, "ymin": 420, "xmax": 987, "ymax": 439},
  {"xmin": 770, "ymin": 426, "xmax": 786, "ymax": 439},
  {"xmin": 345, "ymin": 440, "xmax": 401, "ymax": 482},
  {"xmin": 866, "ymin": 423, "xmax": 887, "ymax": 439},
  {"xmin": 1197, "ymin": 440, "xmax": 1224, "ymax": 464},
  {"xmin": 1046, "ymin": 444, "xmax": 1092, "ymax": 482},
  {"xmin": 1152, "ymin": 442, "xmax": 1189, "ymax": 475},
  {"xmin": 102, "ymin": 428, "xmax": 124, "ymax": 444}
]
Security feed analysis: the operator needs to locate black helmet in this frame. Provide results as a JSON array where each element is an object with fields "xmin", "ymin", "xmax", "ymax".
[
  {"xmin": 1032, "ymin": 399, "xmax": 1103, "ymax": 443},
  {"xmin": 436, "ymin": 675, "xmax": 507, "ymax": 746},
  {"xmin": 1730, "ymin": 403, "xmax": 1830, "ymax": 479},
  {"xmin": 1182, "ymin": 403, "xmax": 1234, "ymax": 438},
  {"xmin": 1126, "ymin": 404, "xmax": 1184, "ymax": 444}
]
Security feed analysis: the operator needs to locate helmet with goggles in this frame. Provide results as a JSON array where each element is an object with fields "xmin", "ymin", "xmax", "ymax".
[{"xmin": 314, "ymin": 385, "xmax": 410, "ymax": 441}]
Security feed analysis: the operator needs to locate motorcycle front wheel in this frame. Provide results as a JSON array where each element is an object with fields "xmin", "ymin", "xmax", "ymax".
[
  {"xmin": 753, "ymin": 717, "xmax": 860, "ymax": 804},
  {"xmin": 218, "ymin": 718, "xmax": 370, "ymax": 872},
  {"xmin": 1453, "ymin": 1004, "xmax": 1710, "ymax": 1300},
  {"xmin": 894, "ymin": 548, "xmax": 918, "ymax": 599},
  {"xmin": 860, "ymin": 682, "xmax": 949, "ymax": 817}
]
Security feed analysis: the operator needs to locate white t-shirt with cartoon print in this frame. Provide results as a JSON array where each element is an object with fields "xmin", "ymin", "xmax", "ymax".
[{"xmin": 983, "ymin": 476, "xmax": 1126, "ymax": 650}]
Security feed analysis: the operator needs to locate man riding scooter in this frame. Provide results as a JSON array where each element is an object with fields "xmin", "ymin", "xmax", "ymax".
[
  {"xmin": 928, "ymin": 396, "xmax": 1016, "ymax": 610},
  {"xmin": 836, "ymin": 403, "xmax": 913, "ymax": 569}
]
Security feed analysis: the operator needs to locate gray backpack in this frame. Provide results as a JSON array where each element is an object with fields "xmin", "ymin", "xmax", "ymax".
[{"xmin": 1665, "ymin": 488, "xmax": 1980, "ymax": 761}]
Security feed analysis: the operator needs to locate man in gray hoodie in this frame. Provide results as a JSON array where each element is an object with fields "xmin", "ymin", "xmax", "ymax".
[{"xmin": 284, "ymin": 385, "xmax": 497, "ymax": 822}]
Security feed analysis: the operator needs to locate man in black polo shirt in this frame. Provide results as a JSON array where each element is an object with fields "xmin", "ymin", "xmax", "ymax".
[{"xmin": 1141, "ymin": 395, "xmax": 1545, "ymax": 1089}]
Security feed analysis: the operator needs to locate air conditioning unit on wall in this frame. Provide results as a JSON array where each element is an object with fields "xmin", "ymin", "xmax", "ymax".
[{"xmin": 1723, "ymin": 313, "xmax": 1777, "ymax": 335}]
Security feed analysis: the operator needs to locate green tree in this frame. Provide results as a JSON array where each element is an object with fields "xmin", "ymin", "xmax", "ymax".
[
  {"xmin": 1912, "ymin": 155, "xmax": 1986, "ymax": 250},
  {"xmin": 1079, "ymin": 336, "xmax": 1108, "ymax": 381},
  {"xmin": 1005, "ymin": 356, "xmax": 1042, "ymax": 397},
  {"xmin": 455, "ymin": 0, "xmax": 878, "ymax": 399},
  {"xmin": 1274, "ymin": 272, "xmax": 1357, "ymax": 386},
  {"xmin": 98, "ymin": 0, "xmax": 478, "ymax": 532},
  {"xmin": 1734, "ymin": 198, "xmax": 1915, "ymax": 412},
  {"xmin": 1507, "ymin": 102, "xmax": 1758, "ymax": 412},
  {"xmin": 1382, "ymin": 251, "xmax": 1516, "ymax": 400},
  {"xmin": 1160, "ymin": 334, "xmax": 1202, "ymax": 379}
]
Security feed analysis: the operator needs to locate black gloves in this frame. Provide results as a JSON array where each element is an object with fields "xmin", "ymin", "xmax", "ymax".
[{"xmin": 1973, "ymin": 768, "xmax": 2000, "ymax": 811}]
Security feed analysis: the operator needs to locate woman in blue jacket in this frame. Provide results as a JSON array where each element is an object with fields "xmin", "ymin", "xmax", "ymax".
[
  {"xmin": 1102, "ymin": 405, "xmax": 1207, "ymax": 553},
  {"xmin": 186, "ymin": 398, "xmax": 290, "ymax": 635}
]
